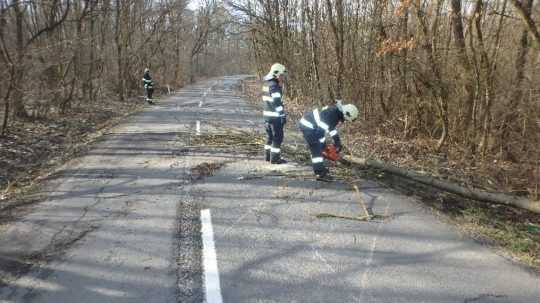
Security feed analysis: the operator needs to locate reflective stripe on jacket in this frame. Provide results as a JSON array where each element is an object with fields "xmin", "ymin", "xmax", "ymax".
[{"xmin": 262, "ymin": 78, "xmax": 284, "ymax": 120}]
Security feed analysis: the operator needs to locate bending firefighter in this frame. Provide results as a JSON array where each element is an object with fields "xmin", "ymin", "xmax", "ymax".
[
  {"xmin": 142, "ymin": 68, "xmax": 154, "ymax": 104},
  {"xmin": 262, "ymin": 63, "xmax": 288, "ymax": 164},
  {"xmin": 299, "ymin": 102, "xmax": 358, "ymax": 181}
]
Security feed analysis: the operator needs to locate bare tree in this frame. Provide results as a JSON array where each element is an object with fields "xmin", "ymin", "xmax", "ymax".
[
  {"xmin": 189, "ymin": 0, "xmax": 216, "ymax": 83},
  {"xmin": 231, "ymin": 0, "xmax": 539, "ymax": 195}
]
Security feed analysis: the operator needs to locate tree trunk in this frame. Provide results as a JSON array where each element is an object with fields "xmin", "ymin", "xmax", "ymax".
[
  {"xmin": 341, "ymin": 156, "xmax": 540, "ymax": 214},
  {"xmin": 475, "ymin": 0, "xmax": 506, "ymax": 156},
  {"xmin": 306, "ymin": 2, "xmax": 322, "ymax": 106},
  {"xmin": 1, "ymin": 66, "xmax": 15, "ymax": 136},
  {"xmin": 325, "ymin": 0, "xmax": 345, "ymax": 99},
  {"xmin": 415, "ymin": 0, "xmax": 449, "ymax": 152},
  {"xmin": 377, "ymin": 0, "xmax": 389, "ymax": 118},
  {"xmin": 0, "ymin": 2, "xmax": 10, "ymax": 135},
  {"xmin": 12, "ymin": 0, "xmax": 27, "ymax": 118},
  {"xmin": 450, "ymin": 0, "xmax": 475, "ymax": 141},
  {"xmin": 500, "ymin": 0, "xmax": 533, "ymax": 161},
  {"xmin": 72, "ymin": 0, "xmax": 84, "ymax": 109},
  {"xmin": 509, "ymin": 0, "xmax": 540, "ymax": 48},
  {"xmin": 398, "ymin": 0, "xmax": 412, "ymax": 138},
  {"xmin": 174, "ymin": 11, "xmax": 183, "ymax": 86},
  {"xmin": 190, "ymin": 56, "xmax": 196, "ymax": 84},
  {"xmin": 115, "ymin": 0, "xmax": 125, "ymax": 101},
  {"xmin": 87, "ymin": 0, "xmax": 96, "ymax": 103}
]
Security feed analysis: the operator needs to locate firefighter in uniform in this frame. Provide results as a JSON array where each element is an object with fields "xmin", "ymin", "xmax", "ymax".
[
  {"xmin": 262, "ymin": 63, "xmax": 288, "ymax": 164},
  {"xmin": 299, "ymin": 101, "xmax": 358, "ymax": 181},
  {"xmin": 142, "ymin": 68, "xmax": 154, "ymax": 104}
]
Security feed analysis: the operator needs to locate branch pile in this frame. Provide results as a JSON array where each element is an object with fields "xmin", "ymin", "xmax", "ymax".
[{"xmin": 187, "ymin": 131, "xmax": 264, "ymax": 150}]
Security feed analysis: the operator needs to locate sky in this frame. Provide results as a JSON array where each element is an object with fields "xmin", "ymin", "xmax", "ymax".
[{"xmin": 187, "ymin": 0, "xmax": 202, "ymax": 10}]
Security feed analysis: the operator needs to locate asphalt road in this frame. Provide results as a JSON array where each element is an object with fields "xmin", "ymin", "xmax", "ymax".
[{"xmin": 0, "ymin": 76, "xmax": 539, "ymax": 303}]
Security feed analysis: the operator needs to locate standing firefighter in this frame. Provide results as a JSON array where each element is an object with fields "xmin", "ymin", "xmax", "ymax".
[
  {"xmin": 142, "ymin": 68, "xmax": 154, "ymax": 104},
  {"xmin": 299, "ymin": 102, "xmax": 358, "ymax": 181},
  {"xmin": 262, "ymin": 63, "xmax": 288, "ymax": 164}
]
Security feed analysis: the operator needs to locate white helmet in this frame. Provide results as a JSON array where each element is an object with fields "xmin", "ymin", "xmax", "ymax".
[
  {"xmin": 341, "ymin": 104, "xmax": 358, "ymax": 122},
  {"xmin": 144, "ymin": 68, "xmax": 150, "ymax": 73},
  {"xmin": 264, "ymin": 63, "xmax": 287, "ymax": 80}
]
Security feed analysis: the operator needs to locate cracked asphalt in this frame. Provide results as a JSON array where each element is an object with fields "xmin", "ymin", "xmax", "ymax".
[{"xmin": 0, "ymin": 75, "xmax": 539, "ymax": 303}]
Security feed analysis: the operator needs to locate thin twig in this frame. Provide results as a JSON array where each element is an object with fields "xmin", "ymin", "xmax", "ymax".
[
  {"xmin": 352, "ymin": 184, "xmax": 372, "ymax": 217},
  {"xmin": 181, "ymin": 143, "xmax": 261, "ymax": 149},
  {"xmin": 313, "ymin": 213, "xmax": 372, "ymax": 221}
]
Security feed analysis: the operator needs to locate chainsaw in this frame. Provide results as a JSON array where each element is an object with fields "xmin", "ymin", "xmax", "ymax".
[{"xmin": 322, "ymin": 144, "xmax": 340, "ymax": 161}]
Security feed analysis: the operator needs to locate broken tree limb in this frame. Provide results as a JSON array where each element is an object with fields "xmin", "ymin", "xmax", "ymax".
[
  {"xmin": 340, "ymin": 156, "xmax": 540, "ymax": 214},
  {"xmin": 352, "ymin": 184, "xmax": 372, "ymax": 217},
  {"xmin": 312, "ymin": 213, "xmax": 372, "ymax": 221},
  {"xmin": 181, "ymin": 143, "xmax": 261, "ymax": 149},
  {"xmin": 312, "ymin": 182, "xmax": 393, "ymax": 222}
]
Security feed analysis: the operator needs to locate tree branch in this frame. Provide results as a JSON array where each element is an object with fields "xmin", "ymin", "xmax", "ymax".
[
  {"xmin": 25, "ymin": 0, "xmax": 71, "ymax": 48},
  {"xmin": 509, "ymin": 0, "xmax": 540, "ymax": 48}
]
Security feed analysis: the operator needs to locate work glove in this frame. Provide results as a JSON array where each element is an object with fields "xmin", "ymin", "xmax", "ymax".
[
  {"xmin": 336, "ymin": 99, "xmax": 343, "ymax": 112},
  {"xmin": 264, "ymin": 121, "xmax": 271, "ymax": 131}
]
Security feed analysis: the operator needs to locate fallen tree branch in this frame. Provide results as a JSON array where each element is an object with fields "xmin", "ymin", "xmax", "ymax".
[
  {"xmin": 312, "ymin": 213, "xmax": 372, "ymax": 221},
  {"xmin": 352, "ymin": 184, "xmax": 372, "ymax": 217},
  {"xmin": 181, "ymin": 143, "xmax": 261, "ymax": 149},
  {"xmin": 340, "ymin": 156, "xmax": 540, "ymax": 214}
]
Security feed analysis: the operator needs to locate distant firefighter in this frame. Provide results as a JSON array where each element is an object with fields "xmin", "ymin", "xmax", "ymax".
[{"xmin": 142, "ymin": 68, "xmax": 154, "ymax": 104}]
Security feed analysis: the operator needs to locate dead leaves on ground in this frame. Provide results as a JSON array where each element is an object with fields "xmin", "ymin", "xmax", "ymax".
[{"xmin": 189, "ymin": 162, "xmax": 227, "ymax": 181}]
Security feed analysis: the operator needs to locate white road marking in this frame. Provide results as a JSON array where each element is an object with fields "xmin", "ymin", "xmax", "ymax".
[
  {"xmin": 201, "ymin": 209, "xmax": 223, "ymax": 303},
  {"xmin": 196, "ymin": 120, "xmax": 201, "ymax": 136},
  {"xmin": 204, "ymin": 87, "xmax": 212, "ymax": 100},
  {"xmin": 359, "ymin": 203, "xmax": 391, "ymax": 300},
  {"xmin": 311, "ymin": 243, "xmax": 336, "ymax": 274}
]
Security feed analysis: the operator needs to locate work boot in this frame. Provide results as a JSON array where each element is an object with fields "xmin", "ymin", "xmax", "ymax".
[
  {"xmin": 315, "ymin": 168, "xmax": 333, "ymax": 182},
  {"xmin": 271, "ymin": 158, "xmax": 288, "ymax": 164},
  {"xmin": 271, "ymin": 152, "xmax": 287, "ymax": 164},
  {"xmin": 265, "ymin": 149, "xmax": 271, "ymax": 162}
]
